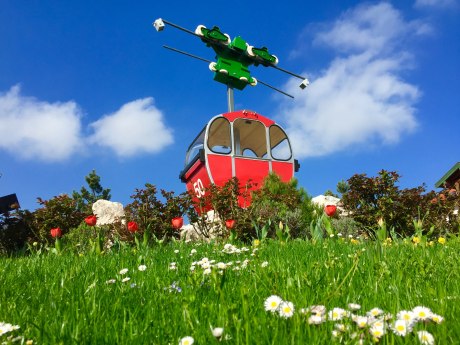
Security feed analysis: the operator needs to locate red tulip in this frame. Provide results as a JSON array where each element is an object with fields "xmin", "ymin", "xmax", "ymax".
[
  {"xmin": 127, "ymin": 221, "xmax": 139, "ymax": 233},
  {"xmin": 171, "ymin": 217, "xmax": 184, "ymax": 229},
  {"xmin": 50, "ymin": 227, "xmax": 62, "ymax": 238},
  {"xmin": 324, "ymin": 205, "xmax": 337, "ymax": 217},
  {"xmin": 225, "ymin": 219, "xmax": 236, "ymax": 229},
  {"xmin": 84, "ymin": 215, "xmax": 97, "ymax": 226}
]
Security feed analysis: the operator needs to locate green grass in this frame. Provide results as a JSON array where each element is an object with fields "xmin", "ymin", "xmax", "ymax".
[{"xmin": 1, "ymin": 238, "xmax": 459, "ymax": 344}]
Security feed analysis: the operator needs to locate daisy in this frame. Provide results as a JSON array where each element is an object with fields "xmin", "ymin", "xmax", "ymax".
[
  {"xmin": 430, "ymin": 313, "xmax": 444, "ymax": 324},
  {"xmin": 369, "ymin": 324, "xmax": 385, "ymax": 339},
  {"xmin": 308, "ymin": 314, "xmax": 325, "ymax": 325},
  {"xmin": 216, "ymin": 262, "xmax": 227, "ymax": 270},
  {"xmin": 264, "ymin": 295, "xmax": 283, "ymax": 313},
  {"xmin": 310, "ymin": 305, "xmax": 326, "ymax": 316},
  {"xmin": 417, "ymin": 331, "xmax": 435, "ymax": 345},
  {"xmin": 413, "ymin": 306, "xmax": 432, "ymax": 321},
  {"xmin": 397, "ymin": 310, "xmax": 416, "ymax": 324},
  {"xmin": 367, "ymin": 308, "xmax": 384, "ymax": 317},
  {"xmin": 121, "ymin": 277, "xmax": 131, "ymax": 283},
  {"xmin": 211, "ymin": 327, "xmax": 224, "ymax": 339},
  {"xmin": 179, "ymin": 336, "xmax": 194, "ymax": 345},
  {"xmin": 106, "ymin": 279, "xmax": 116, "ymax": 284},
  {"xmin": 119, "ymin": 268, "xmax": 128, "ymax": 275},
  {"xmin": 261, "ymin": 261, "xmax": 269, "ymax": 267},
  {"xmin": 138, "ymin": 264, "xmax": 147, "ymax": 271},
  {"xmin": 354, "ymin": 316, "xmax": 369, "ymax": 328},
  {"xmin": 174, "ymin": 249, "xmax": 180, "ymax": 254},
  {"xmin": 348, "ymin": 303, "xmax": 361, "ymax": 311},
  {"xmin": 203, "ymin": 268, "xmax": 212, "ymax": 275},
  {"xmin": 392, "ymin": 319, "xmax": 410, "ymax": 336},
  {"xmin": 190, "ymin": 249, "xmax": 197, "ymax": 255},
  {"xmin": 328, "ymin": 307, "xmax": 347, "ymax": 321},
  {"xmin": 0, "ymin": 322, "xmax": 20, "ymax": 336},
  {"xmin": 279, "ymin": 301, "xmax": 295, "ymax": 318}
]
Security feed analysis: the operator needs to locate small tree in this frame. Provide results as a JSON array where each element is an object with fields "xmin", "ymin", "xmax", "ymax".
[{"xmin": 72, "ymin": 170, "xmax": 111, "ymax": 214}]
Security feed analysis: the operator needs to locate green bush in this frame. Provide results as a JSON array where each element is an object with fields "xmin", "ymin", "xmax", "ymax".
[
  {"xmin": 341, "ymin": 170, "xmax": 460, "ymax": 237},
  {"xmin": 27, "ymin": 194, "xmax": 84, "ymax": 243},
  {"xmin": 124, "ymin": 183, "xmax": 191, "ymax": 242},
  {"xmin": 186, "ymin": 174, "xmax": 318, "ymax": 241},
  {"xmin": 0, "ymin": 210, "xmax": 34, "ymax": 255}
]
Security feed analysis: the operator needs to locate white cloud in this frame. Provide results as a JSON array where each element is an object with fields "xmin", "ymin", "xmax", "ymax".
[
  {"xmin": 88, "ymin": 97, "xmax": 174, "ymax": 157},
  {"xmin": 0, "ymin": 86, "xmax": 174, "ymax": 162},
  {"xmin": 0, "ymin": 85, "xmax": 83, "ymax": 161},
  {"xmin": 281, "ymin": 2, "xmax": 425, "ymax": 158},
  {"xmin": 314, "ymin": 3, "xmax": 431, "ymax": 54},
  {"xmin": 415, "ymin": 0, "xmax": 457, "ymax": 8}
]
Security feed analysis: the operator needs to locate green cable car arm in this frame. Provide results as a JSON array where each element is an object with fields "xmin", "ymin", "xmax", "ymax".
[{"xmin": 154, "ymin": 18, "xmax": 309, "ymax": 109}]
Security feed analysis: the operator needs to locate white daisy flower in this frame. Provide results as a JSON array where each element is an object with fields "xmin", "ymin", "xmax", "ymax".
[
  {"xmin": 138, "ymin": 265, "xmax": 147, "ymax": 271},
  {"xmin": 397, "ymin": 310, "xmax": 416, "ymax": 324},
  {"xmin": 369, "ymin": 324, "xmax": 385, "ymax": 338},
  {"xmin": 119, "ymin": 268, "xmax": 128, "ymax": 275},
  {"xmin": 121, "ymin": 277, "xmax": 131, "ymax": 283},
  {"xmin": 417, "ymin": 330, "xmax": 435, "ymax": 345},
  {"xmin": 0, "ymin": 322, "xmax": 20, "ymax": 336},
  {"xmin": 211, "ymin": 327, "xmax": 224, "ymax": 338},
  {"xmin": 174, "ymin": 249, "xmax": 180, "ymax": 254},
  {"xmin": 310, "ymin": 305, "xmax": 327, "ymax": 316},
  {"xmin": 190, "ymin": 249, "xmax": 197, "ymax": 255},
  {"xmin": 413, "ymin": 306, "xmax": 432, "ymax": 321},
  {"xmin": 279, "ymin": 301, "xmax": 295, "ymax": 318},
  {"xmin": 367, "ymin": 308, "xmax": 384, "ymax": 317},
  {"xmin": 261, "ymin": 261, "xmax": 269, "ymax": 267},
  {"xmin": 392, "ymin": 319, "xmax": 410, "ymax": 336},
  {"xmin": 216, "ymin": 262, "xmax": 227, "ymax": 270},
  {"xmin": 203, "ymin": 268, "xmax": 212, "ymax": 275},
  {"xmin": 106, "ymin": 279, "xmax": 116, "ymax": 284},
  {"xmin": 308, "ymin": 314, "xmax": 325, "ymax": 324},
  {"xmin": 328, "ymin": 307, "xmax": 347, "ymax": 321},
  {"xmin": 264, "ymin": 295, "xmax": 283, "ymax": 313},
  {"xmin": 348, "ymin": 303, "xmax": 361, "ymax": 311},
  {"xmin": 354, "ymin": 316, "xmax": 369, "ymax": 328},
  {"xmin": 179, "ymin": 336, "xmax": 194, "ymax": 345},
  {"xmin": 201, "ymin": 262, "xmax": 211, "ymax": 269},
  {"xmin": 335, "ymin": 323, "xmax": 348, "ymax": 332},
  {"xmin": 430, "ymin": 313, "xmax": 444, "ymax": 324}
]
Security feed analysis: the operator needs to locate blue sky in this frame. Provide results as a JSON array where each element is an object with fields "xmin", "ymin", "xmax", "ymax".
[{"xmin": 1, "ymin": 0, "xmax": 459, "ymax": 211}]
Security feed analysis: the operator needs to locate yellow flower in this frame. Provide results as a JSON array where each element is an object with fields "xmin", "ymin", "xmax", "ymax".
[
  {"xmin": 253, "ymin": 239, "xmax": 260, "ymax": 247},
  {"xmin": 428, "ymin": 241, "xmax": 434, "ymax": 247},
  {"xmin": 377, "ymin": 218, "xmax": 385, "ymax": 227},
  {"xmin": 350, "ymin": 238, "xmax": 359, "ymax": 244},
  {"xmin": 438, "ymin": 237, "xmax": 446, "ymax": 245},
  {"xmin": 412, "ymin": 236, "xmax": 421, "ymax": 244}
]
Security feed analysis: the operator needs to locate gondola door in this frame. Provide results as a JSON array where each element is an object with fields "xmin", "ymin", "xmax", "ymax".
[{"xmin": 232, "ymin": 118, "xmax": 270, "ymax": 206}]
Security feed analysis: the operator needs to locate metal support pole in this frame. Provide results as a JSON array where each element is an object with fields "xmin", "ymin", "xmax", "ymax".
[{"xmin": 227, "ymin": 86, "xmax": 235, "ymax": 112}]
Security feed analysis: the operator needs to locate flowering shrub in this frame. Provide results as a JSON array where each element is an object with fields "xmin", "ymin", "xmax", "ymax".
[
  {"xmin": 27, "ymin": 194, "xmax": 84, "ymax": 243},
  {"xmin": 124, "ymin": 183, "xmax": 191, "ymax": 242}
]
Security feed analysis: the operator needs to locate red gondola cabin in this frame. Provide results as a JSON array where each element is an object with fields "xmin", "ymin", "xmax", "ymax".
[{"xmin": 180, "ymin": 110, "xmax": 299, "ymax": 209}]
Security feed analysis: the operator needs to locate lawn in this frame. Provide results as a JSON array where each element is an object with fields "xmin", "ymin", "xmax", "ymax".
[{"xmin": 1, "ymin": 238, "xmax": 459, "ymax": 344}]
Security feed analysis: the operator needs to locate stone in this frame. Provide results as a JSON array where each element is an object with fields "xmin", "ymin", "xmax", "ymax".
[{"xmin": 92, "ymin": 199, "xmax": 125, "ymax": 226}]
